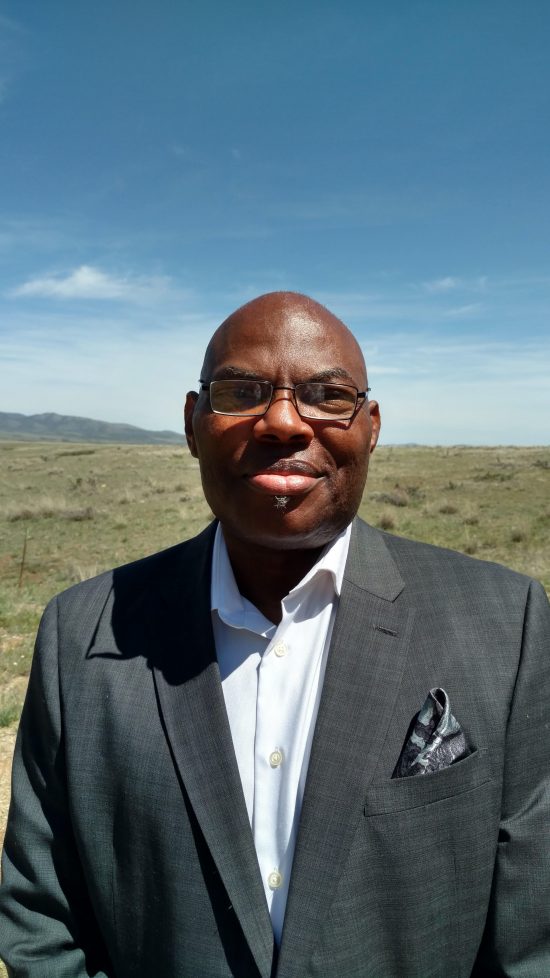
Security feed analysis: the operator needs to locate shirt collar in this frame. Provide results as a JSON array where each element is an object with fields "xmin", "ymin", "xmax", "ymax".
[{"xmin": 211, "ymin": 520, "xmax": 352, "ymax": 631}]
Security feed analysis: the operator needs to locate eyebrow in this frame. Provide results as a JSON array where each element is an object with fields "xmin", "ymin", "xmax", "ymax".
[
  {"xmin": 210, "ymin": 366, "xmax": 265, "ymax": 381},
  {"xmin": 307, "ymin": 368, "xmax": 358, "ymax": 385},
  {"xmin": 210, "ymin": 365, "xmax": 360, "ymax": 385}
]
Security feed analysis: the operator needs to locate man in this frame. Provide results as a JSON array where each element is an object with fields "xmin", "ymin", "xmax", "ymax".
[{"xmin": 1, "ymin": 291, "xmax": 549, "ymax": 977}]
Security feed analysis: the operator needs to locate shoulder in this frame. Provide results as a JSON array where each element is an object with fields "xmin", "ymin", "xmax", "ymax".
[
  {"xmin": 352, "ymin": 517, "xmax": 546, "ymax": 612},
  {"xmin": 52, "ymin": 520, "xmax": 217, "ymax": 620}
]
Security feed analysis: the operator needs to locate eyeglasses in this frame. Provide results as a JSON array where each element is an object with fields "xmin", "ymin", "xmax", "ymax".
[{"xmin": 199, "ymin": 379, "xmax": 370, "ymax": 421}]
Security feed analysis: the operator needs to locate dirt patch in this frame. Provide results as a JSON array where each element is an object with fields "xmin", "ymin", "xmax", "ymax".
[{"xmin": 0, "ymin": 724, "xmax": 16, "ymax": 851}]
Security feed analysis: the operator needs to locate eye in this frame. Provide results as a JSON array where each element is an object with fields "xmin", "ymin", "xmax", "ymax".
[
  {"xmin": 233, "ymin": 382, "xmax": 261, "ymax": 402},
  {"xmin": 210, "ymin": 380, "xmax": 267, "ymax": 414},
  {"xmin": 299, "ymin": 383, "xmax": 356, "ymax": 413}
]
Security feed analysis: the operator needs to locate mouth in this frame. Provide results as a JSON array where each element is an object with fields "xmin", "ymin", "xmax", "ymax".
[{"xmin": 246, "ymin": 459, "xmax": 323, "ymax": 496}]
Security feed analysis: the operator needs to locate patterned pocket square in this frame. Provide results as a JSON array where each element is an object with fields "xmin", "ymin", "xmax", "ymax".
[{"xmin": 392, "ymin": 687, "xmax": 470, "ymax": 779}]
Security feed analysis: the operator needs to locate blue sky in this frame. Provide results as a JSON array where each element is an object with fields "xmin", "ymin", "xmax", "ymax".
[{"xmin": 1, "ymin": 0, "xmax": 548, "ymax": 444}]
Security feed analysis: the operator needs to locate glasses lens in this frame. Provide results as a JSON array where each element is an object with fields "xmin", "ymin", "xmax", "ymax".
[
  {"xmin": 296, "ymin": 383, "xmax": 357, "ymax": 418},
  {"xmin": 210, "ymin": 380, "xmax": 270, "ymax": 415}
]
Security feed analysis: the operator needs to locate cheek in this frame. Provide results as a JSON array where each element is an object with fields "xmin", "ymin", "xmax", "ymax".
[
  {"xmin": 328, "ymin": 444, "xmax": 371, "ymax": 505},
  {"xmin": 195, "ymin": 414, "xmax": 251, "ymax": 456},
  {"xmin": 192, "ymin": 422, "xmax": 250, "ymax": 504},
  {"xmin": 192, "ymin": 420, "xmax": 227, "ymax": 469},
  {"xmin": 326, "ymin": 427, "xmax": 371, "ymax": 475}
]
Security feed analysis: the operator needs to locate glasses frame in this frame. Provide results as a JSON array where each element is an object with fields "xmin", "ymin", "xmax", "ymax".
[{"xmin": 198, "ymin": 379, "xmax": 371, "ymax": 421}]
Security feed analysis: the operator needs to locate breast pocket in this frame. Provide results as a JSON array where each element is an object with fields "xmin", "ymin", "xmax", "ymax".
[
  {"xmin": 342, "ymin": 749, "xmax": 500, "ymax": 975},
  {"xmin": 361, "ymin": 748, "xmax": 497, "ymax": 885},
  {"xmin": 364, "ymin": 746, "xmax": 493, "ymax": 816}
]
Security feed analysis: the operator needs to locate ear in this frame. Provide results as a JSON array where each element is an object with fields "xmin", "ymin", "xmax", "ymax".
[
  {"xmin": 184, "ymin": 391, "xmax": 199, "ymax": 457},
  {"xmin": 368, "ymin": 399, "xmax": 381, "ymax": 454}
]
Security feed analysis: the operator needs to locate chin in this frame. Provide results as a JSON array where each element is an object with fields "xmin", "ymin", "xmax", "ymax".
[{"xmin": 230, "ymin": 510, "xmax": 352, "ymax": 551}]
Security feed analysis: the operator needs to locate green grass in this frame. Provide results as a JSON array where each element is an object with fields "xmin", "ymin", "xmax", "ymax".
[{"xmin": 0, "ymin": 440, "xmax": 549, "ymax": 724}]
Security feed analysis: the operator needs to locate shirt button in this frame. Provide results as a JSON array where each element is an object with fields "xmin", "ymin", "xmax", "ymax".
[
  {"xmin": 273, "ymin": 642, "xmax": 287, "ymax": 658},
  {"xmin": 269, "ymin": 749, "xmax": 284, "ymax": 768},
  {"xmin": 267, "ymin": 869, "xmax": 283, "ymax": 890}
]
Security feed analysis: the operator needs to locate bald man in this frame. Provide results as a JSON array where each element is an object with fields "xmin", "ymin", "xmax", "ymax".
[{"xmin": 1, "ymin": 293, "xmax": 549, "ymax": 978}]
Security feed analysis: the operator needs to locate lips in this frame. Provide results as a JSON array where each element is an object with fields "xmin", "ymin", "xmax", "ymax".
[{"xmin": 246, "ymin": 459, "xmax": 323, "ymax": 496}]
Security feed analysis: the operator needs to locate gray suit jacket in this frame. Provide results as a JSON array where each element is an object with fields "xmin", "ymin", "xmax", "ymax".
[{"xmin": 1, "ymin": 519, "xmax": 550, "ymax": 977}]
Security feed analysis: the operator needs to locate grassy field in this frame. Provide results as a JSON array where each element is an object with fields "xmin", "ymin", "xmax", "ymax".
[
  {"xmin": 0, "ymin": 440, "xmax": 548, "ymax": 973},
  {"xmin": 1, "ymin": 439, "xmax": 549, "ymax": 727}
]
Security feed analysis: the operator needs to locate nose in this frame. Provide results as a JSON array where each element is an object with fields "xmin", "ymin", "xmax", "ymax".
[{"xmin": 253, "ymin": 389, "xmax": 315, "ymax": 444}]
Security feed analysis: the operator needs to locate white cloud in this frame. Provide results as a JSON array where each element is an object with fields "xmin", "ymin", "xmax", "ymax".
[
  {"xmin": 422, "ymin": 276, "xmax": 460, "ymax": 293},
  {"xmin": 420, "ymin": 275, "xmax": 491, "ymax": 296},
  {"xmin": 10, "ymin": 265, "xmax": 173, "ymax": 303},
  {"xmin": 443, "ymin": 303, "xmax": 482, "ymax": 317}
]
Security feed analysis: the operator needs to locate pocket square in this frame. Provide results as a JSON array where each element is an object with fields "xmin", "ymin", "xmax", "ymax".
[{"xmin": 392, "ymin": 687, "xmax": 470, "ymax": 779}]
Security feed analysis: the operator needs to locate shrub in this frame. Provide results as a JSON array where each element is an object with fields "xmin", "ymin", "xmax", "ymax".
[
  {"xmin": 378, "ymin": 513, "xmax": 396, "ymax": 531},
  {"xmin": 60, "ymin": 506, "xmax": 95, "ymax": 521},
  {"xmin": 439, "ymin": 503, "xmax": 458, "ymax": 515}
]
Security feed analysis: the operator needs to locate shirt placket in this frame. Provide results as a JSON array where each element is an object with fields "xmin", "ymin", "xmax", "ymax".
[{"xmin": 253, "ymin": 627, "xmax": 292, "ymax": 919}]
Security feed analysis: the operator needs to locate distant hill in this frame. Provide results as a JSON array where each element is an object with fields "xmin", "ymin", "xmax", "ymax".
[{"xmin": 0, "ymin": 412, "xmax": 184, "ymax": 445}]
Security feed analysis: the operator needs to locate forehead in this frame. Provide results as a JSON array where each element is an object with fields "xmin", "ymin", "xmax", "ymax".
[{"xmin": 204, "ymin": 300, "xmax": 366, "ymax": 384}]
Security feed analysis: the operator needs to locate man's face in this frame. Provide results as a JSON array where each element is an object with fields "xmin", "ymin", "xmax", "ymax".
[{"xmin": 184, "ymin": 293, "xmax": 380, "ymax": 553}]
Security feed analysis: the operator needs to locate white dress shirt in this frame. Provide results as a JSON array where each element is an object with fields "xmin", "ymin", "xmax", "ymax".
[{"xmin": 211, "ymin": 521, "xmax": 352, "ymax": 945}]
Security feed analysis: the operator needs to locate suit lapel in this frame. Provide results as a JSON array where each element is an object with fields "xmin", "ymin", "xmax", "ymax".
[
  {"xmin": 148, "ymin": 525, "xmax": 275, "ymax": 978},
  {"xmin": 277, "ymin": 520, "xmax": 415, "ymax": 977}
]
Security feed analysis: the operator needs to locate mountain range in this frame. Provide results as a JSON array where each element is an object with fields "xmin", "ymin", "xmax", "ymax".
[{"xmin": 0, "ymin": 412, "xmax": 184, "ymax": 445}]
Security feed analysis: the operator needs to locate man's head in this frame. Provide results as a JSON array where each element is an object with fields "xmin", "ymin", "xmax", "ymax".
[{"xmin": 184, "ymin": 291, "xmax": 380, "ymax": 554}]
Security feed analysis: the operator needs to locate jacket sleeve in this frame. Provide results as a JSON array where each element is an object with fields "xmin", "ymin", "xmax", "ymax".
[
  {"xmin": 471, "ymin": 580, "xmax": 550, "ymax": 976},
  {"xmin": 0, "ymin": 597, "xmax": 111, "ymax": 978}
]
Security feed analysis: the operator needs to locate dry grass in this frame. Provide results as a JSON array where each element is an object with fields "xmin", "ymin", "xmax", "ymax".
[
  {"xmin": 3, "ymin": 496, "xmax": 96, "ymax": 523},
  {"xmin": 359, "ymin": 445, "xmax": 550, "ymax": 591}
]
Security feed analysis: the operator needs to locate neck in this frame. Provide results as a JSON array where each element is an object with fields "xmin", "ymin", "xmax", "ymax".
[{"xmin": 221, "ymin": 531, "xmax": 325, "ymax": 625}]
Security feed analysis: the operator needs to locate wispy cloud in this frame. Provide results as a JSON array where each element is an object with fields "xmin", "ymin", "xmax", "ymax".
[
  {"xmin": 443, "ymin": 303, "xmax": 482, "ymax": 317},
  {"xmin": 422, "ymin": 276, "xmax": 460, "ymax": 293},
  {"xmin": 420, "ymin": 275, "xmax": 488, "ymax": 295},
  {"xmin": 364, "ymin": 332, "xmax": 550, "ymax": 444},
  {"xmin": 10, "ymin": 265, "xmax": 174, "ymax": 303},
  {"xmin": 0, "ymin": 222, "xmax": 81, "ymax": 258},
  {"xmin": 259, "ymin": 188, "xmax": 456, "ymax": 227},
  {"xmin": 316, "ymin": 289, "xmax": 479, "ymax": 327}
]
